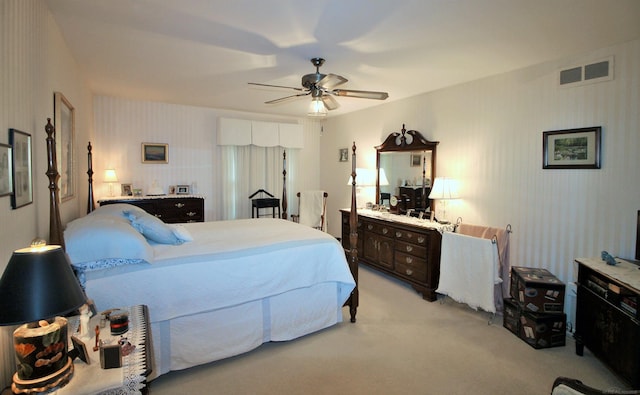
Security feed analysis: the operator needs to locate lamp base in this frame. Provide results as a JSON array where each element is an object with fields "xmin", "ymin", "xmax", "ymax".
[{"xmin": 11, "ymin": 356, "xmax": 73, "ymax": 394}]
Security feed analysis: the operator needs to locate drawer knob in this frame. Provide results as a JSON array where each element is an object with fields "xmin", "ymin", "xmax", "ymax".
[
  {"xmin": 406, "ymin": 245, "xmax": 413, "ymax": 252},
  {"xmin": 154, "ymin": 214, "xmax": 162, "ymax": 218},
  {"xmin": 405, "ymin": 257, "xmax": 413, "ymax": 264},
  {"xmin": 418, "ymin": 236, "xmax": 425, "ymax": 243},
  {"xmin": 187, "ymin": 211, "xmax": 197, "ymax": 217},
  {"xmin": 396, "ymin": 231, "xmax": 402, "ymax": 238},
  {"xmin": 382, "ymin": 228, "xmax": 388, "ymax": 235},
  {"xmin": 368, "ymin": 224, "xmax": 373, "ymax": 230},
  {"xmin": 406, "ymin": 269, "xmax": 413, "ymax": 276},
  {"xmin": 175, "ymin": 203, "xmax": 185, "ymax": 208}
]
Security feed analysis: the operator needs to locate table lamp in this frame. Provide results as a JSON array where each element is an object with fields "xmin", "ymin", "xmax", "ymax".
[
  {"xmin": 103, "ymin": 169, "xmax": 118, "ymax": 197},
  {"xmin": 0, "ymin": 242, "xmax": 87, "ymax": 394},
  {"xmin": 428, "ymin": 177, "xmax": 459, "ymax": 224}
]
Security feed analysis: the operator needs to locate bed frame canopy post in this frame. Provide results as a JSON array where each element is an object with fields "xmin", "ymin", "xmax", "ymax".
[
  {"xmin": 282, "ymin": 150, "xmax": 287, "ymax": 220},
  {"xmin": 87, "ymin": 142, "xmax": 95, "ymax": 213},
  {"xmin": 45, "ymin": 118, "xmax": 65, "ymax": 250},
  {"xmin": 348, "ymin": 141, "xmax": 359, "ymax": 322}
]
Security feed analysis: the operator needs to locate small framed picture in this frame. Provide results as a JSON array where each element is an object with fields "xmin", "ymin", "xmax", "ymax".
[
  {"xmin": 543, "ymin": 126, "xmax": 601, "ymax": 169},
  {"xmin": 9, "ymin": 129, "xmax": 33, "ymax": 208},
  {"xmin": 71, "ymin": 335, "xmax": 91, "ymax": 364},
  {"xmin": 410, "ymin": 153, "xmax": 422, "ymax": 167},
  {"xmin": 0, "ymin": 143, "xmax": 13, "ymax": 197},
  {"xmin": 121, "ymin": 183, "xmax": 133, "ymax": 196},
  {"xmin": 168, "ymin": 185, "xmax": 176, "ymax": 194},
  {"xmin": 339, "ymin": 148, "xmax": 348, "ymax": 162},
  {"xmin": 141, "ymin": 143, "xmax": 168, "ymax": 164},
  {"xmin": 133, "ymin": 188, "xmax": 143, "ymax": 196},
  {"xmin": 176, "ymin": 185, "xmax": 190, "ymax": 195}
]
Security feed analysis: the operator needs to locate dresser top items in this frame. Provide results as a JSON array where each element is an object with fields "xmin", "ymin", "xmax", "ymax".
[
  {"xmin": 98, "ymin": 194, "xmax": 204, "ymax": 203},
  {"xmin": 345, "ymin": 208, "xmax": 455, "ymax": 233},
  {"xmin": 576, "ymin": 257, "xmax": 640, "ymax": 293}
]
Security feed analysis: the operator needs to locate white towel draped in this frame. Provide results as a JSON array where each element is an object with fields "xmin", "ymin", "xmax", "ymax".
[
  {"xmin": 437, "ymin": 232, "xmax": 501, "ymax": 313},
  {"xmin": 299, "ymin": 190, "xmax": 325, "ymax": 230}
]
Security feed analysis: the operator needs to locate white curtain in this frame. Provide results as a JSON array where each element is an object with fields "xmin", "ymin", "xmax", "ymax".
[{"xmin": 220, "ymin": 146, "xmax": 299, "ymax": 220}]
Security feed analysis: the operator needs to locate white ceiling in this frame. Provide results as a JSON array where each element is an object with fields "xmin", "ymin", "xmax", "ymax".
[{"xmin": 46, "ymin": 0, "xmax": 640, "ymax": 118}]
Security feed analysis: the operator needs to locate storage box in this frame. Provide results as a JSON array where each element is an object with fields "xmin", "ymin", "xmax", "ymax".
[
  {"xmin": 503, "ymin": 298, "xmax": 520, "ymax": 335},
  {"xmin": 510, "ymin": 266, "xmax": 565, "ymax": 314},
  {"xmin": 518, "ymin": 310, "xmax": 566, "ymax": 349}
]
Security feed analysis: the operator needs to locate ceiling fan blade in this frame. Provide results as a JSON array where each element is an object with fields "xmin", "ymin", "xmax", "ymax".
[
  {"xmin": 332, "ymin": 89, "xmax": 389, "ymax": 100},
  {"xmin": 248, "ymin": 82, "xmax": 305, "ymax": 92},
  {"xmin": 265, "ymin": 92, "xmax": 310, "ymax": 104},
  {"xmin": 317, "ymin": 73, "xmax": 348, "ymax": 90},
  {"xmin": 322, "ymin": 94, "xmax": 340, "ymax": 110}
]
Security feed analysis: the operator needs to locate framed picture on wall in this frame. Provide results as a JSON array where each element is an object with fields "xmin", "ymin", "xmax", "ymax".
[
  {"xmin": 9, "ymin": 129, "xmax": 32, "ymax": 208},
  {"xmin": 339, "ymin": 148, "xmax": 348, "ymax": 162},
  {"xmin": 543, "ymin": 126, "xmax": 601, "ymax": 169},
  {"xmin": 142, "ymin": 143, "xmax": 168, "ymax": 163},
  {"xmin": 54, "ymin": 92, "xmax": 75, "ymax": 201},
  {"xmin": 0, "ymin": 143, "xmax": 12, "ymax": 197},
  {"xmin": 410, "ymin": 153, "xmax": 422, "ymax": 167}
]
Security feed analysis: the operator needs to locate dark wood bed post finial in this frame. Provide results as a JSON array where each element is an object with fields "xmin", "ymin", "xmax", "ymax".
[
  {"xmin": 348, "ymin": 141, "xmax": 359, "ymax": 322},
  {"xmin": 282, "ymin": 150, "xmax": 288, "ymax": 220},
  {"xmin": 87, "ymin": 142, "xmax": 95, "ymax": 213},
  {"xmin": 45, "ymin": 118, "xmax": 65, "ymax": 250}
]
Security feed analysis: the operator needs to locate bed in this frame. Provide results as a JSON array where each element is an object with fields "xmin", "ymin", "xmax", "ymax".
[{"xmin": 43, "ymin": 119, "xmax": 361, "ymax": 379}]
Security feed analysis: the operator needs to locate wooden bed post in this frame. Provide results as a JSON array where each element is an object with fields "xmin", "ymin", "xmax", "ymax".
[
  {"xmin": 348, "ymin": 142, "xmax": 359, "ymax": 322},
  {"xmin": 282, "ymin": 150, "xmax": 288, "ymax": 220},
  {"xmin": 45, "ymin": 118, "xmax": 65, "ymax": 249},
  {"xmin": 87, "ymin": 142, "xmax": 95, "ymax": 213}
]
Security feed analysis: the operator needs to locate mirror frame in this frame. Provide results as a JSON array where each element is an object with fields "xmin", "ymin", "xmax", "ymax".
[{"xmin": 376, "ymin": 125, "xmax": 439, "ymax": 212}]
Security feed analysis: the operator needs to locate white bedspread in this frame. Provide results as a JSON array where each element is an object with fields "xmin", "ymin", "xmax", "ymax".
[
  {"xmin": 84, "ymin": 218, "xmax": 355, "ymax": 323},
  {"xmin": 437, "ymin": 231, "xmax": 501, "ymax": 313}
]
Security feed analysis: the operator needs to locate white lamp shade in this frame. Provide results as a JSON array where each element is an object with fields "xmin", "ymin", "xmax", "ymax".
[
  {"xmin": 104, "ymin": 169, "xmax": 118, "ymax": 183},
  {"xmin": 428, "ymin": 177, "xmax": 459, "ymax": 199},
  {"xmin": 347, "ymin": 168, "xmax": 377, "ymax": 186}
]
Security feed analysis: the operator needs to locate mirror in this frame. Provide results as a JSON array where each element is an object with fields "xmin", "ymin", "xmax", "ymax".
[{"xmin": 376, "ymin": 125, "xmax": 439, "ymax": 214}]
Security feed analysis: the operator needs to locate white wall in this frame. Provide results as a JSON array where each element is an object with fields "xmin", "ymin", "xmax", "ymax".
[
  {"xmin": 321, "ymin": 38, "xmax": 640, "ymax": 293},
  {"xmin": 0, "ymin": 0, "xmax": 92, "ymax": 386}
]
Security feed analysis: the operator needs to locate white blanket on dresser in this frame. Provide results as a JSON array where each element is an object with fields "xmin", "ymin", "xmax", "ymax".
[{"xmin": 437, "ymin": 231, "xmax": 501, "ymax": 313}]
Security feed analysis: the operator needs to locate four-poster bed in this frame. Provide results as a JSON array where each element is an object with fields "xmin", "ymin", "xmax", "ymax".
[{"xmin": 45, "ymin": 119, "xmax": 360, "ymax": 379}]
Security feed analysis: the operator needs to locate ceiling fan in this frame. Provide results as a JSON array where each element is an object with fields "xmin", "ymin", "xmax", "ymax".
[{"xmin": 248, "ymin": 57, "xmax": 389, "ymax": 116}]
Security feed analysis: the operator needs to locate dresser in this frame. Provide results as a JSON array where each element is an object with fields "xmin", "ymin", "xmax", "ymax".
[
  {"xmin": 98, "ymin": 195, "xmax": 205, "ymax": 223},
  {"xmin": 574, "ymin": 257, "xmax": 640, "ymax": 387},
  {"xmin": 341, "ymin": 209, "xmax": 451, "ymax": 301}
]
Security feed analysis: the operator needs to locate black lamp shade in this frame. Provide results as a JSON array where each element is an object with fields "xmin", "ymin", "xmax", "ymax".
[{"xmin": 0, "ymin": 245, "xmax": 86, "ymax": 325}]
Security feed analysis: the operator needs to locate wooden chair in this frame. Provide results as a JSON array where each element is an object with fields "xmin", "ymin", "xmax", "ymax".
[{"xmin": 291, "ymin": 191, "xmax": 328, "ymax": 231}]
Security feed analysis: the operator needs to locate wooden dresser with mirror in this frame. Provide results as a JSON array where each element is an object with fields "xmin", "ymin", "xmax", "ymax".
[{"xmin": 342, "ymin": 125, "xmax": 445, "ymax": 301}]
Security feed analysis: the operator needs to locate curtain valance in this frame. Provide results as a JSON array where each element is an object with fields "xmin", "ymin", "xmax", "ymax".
[{"xmin": 217, "ymin": 118, "xmax": 303, "ymax": 148}]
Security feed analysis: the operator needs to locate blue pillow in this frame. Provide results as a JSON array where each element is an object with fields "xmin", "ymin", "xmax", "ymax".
[{"xmin": 125, "ymin": 210, "xmax": 184, "ymax": 245}]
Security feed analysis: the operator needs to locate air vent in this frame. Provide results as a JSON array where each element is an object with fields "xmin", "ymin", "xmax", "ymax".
[{"xmin": 559, "ymin": 56, "xmax": 613, "ymax": 87}]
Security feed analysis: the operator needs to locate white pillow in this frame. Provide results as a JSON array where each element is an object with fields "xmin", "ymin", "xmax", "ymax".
[
  {"xmin": 170, "ymin": 224, "xmax": 194, "ymax": 242},
  {"xmin": 125, "ymin": 211, "xmax": 184, "ymax": 245},
  {"xmin": 64, "ymin": 216, "xmax": 153, "ymax": 263}
]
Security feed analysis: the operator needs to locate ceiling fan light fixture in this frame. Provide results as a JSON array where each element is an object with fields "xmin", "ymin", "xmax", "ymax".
[{"xmin": 308, "ymin": 96, "xmax": 327, "ymax": 117}]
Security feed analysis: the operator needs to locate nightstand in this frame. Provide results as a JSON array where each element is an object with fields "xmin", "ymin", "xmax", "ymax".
[{"xmin": 52, "ymin": 305, "xmax": 152, "ymax": 395}]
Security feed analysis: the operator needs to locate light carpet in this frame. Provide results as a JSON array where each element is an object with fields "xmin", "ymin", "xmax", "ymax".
[{"xmin": 149, "ymin": 265, "xmax": 629, "ymax": 394}]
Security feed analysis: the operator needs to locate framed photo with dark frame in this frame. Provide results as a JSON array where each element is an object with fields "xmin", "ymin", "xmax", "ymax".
[
  {"xmin": 339, "ymin": 148, "xmax": 348, "ymax": 162},
  {"xmin": 0, "ymin": 143, "xmax": 12, "ymax": 197},
  {"xmin": 71, "ymin": 335, "xmax": 91, "ymax": 364},
  {"xmin": 9, "ymin": 129, "xmax": 33, "ymax": 208},
  {"xmin": 410, "ymin": 153, "xmax": 422, "ymax": 167},
  {"xmin": 54, "ymin": 92, "xmax": 75, "ymax": 201},
  {"xmin": 543, "ymin": 127, "xmax": 601, "ymax": 169},
  {"xmin": 142, "ymin": 143, "xmax": 168, "ymax": 164}
]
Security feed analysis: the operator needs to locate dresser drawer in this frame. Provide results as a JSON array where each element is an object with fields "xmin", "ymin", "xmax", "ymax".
[
  {"xmin": 394, "ymin": 229, "xmax": 428, "ymax": 246},
  {"xmin": 395, "ymin": 240, "xmax": 427, "ymax": 257},
  {"xmin": 395, "ymin": 260, "xmax": 427, "ymax": 282},
  {"xmin": 364, "ymin": 222, "xmax": 393, "ymax": 237}
]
